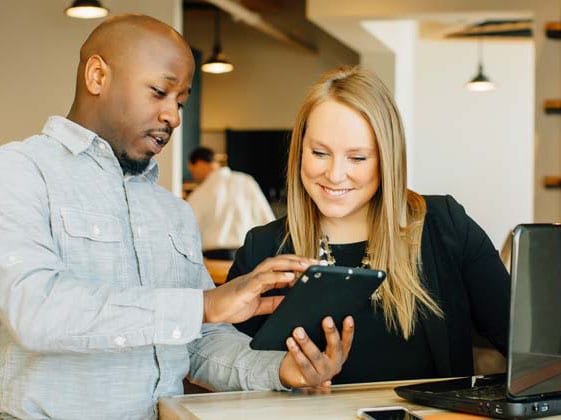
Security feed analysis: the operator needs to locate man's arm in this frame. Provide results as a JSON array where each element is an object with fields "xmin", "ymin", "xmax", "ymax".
[
  {"xmin": 198, "ymin": 254, "xmax": 355, "ymax": 390},
  {"xmin": 188, "ymin": 316, "xmax": 354, "ymax": 391},
  {"xmin": 187, "ymin": 322, "xmax": 287, "ymax": 391},
  {"xmin": 0, "ymin": 149, "xmax": 206, "ymax": 353}
]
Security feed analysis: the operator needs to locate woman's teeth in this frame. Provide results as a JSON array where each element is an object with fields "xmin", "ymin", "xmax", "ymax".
[{"xmin": 322, "ymin": 186, "xmax": 350, "ymax": 196}]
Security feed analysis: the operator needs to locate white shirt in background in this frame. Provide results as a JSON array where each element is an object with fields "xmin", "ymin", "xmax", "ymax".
[{"xmin": 188, "ymin": 167, "xmax": 275, "ymax": 251}]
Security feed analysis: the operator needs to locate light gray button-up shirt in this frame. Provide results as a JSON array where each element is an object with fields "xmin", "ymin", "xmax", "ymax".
[{"xmin": 0, "ymin": 117, "xmax": 286, "ymax": 419}]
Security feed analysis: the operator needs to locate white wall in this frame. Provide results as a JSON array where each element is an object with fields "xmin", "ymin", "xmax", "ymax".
[
  {"xmin": 0, "ymin": 0, "xmax": 183, "ymax": 194},
  {"xmin": 413, "ymin": 40, "xmax": 534, "ymax": 247},
  {"xmin": 361, "ymin": 21, "xmax": 418, "ymax": 183},
  {"xmin": 364, "ymin": 36, "xmax": 535, "ymax": 248}
]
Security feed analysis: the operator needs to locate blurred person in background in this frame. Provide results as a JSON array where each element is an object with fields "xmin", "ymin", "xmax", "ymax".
[{"xmin": 188, "ymin": 146, "xmax": 275, "ymax": 260}]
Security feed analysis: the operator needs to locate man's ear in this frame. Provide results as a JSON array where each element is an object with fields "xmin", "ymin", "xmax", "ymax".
[{"xmin": 84, "ymin": 54, "xmax": 109, "ymax": 95}]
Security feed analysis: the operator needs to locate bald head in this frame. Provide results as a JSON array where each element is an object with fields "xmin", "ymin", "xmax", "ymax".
[
  {"xmin": 74, "ymin": 14, "xmax": 192, "ymax": 97},
  {"xmin": 68, "ymin": 14, "xmax": 195, "ymax": 174},
  {"xmin": 81, "ymin": 15, "xmax": 189, "ymax": 68}
]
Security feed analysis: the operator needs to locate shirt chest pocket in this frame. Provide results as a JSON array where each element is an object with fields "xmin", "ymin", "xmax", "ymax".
[
  {"xmin": 168, "ymin": 232, "xmax": 203, "ymax": 288},
  {"xmin": 60, "ymin": 208, "xmax": 126, "ymax": 286}
]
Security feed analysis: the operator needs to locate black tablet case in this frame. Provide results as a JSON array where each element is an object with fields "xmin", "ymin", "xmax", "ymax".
[{"xmin": 250, "ymin": 265, "xmax": 386, "ymax": 351}]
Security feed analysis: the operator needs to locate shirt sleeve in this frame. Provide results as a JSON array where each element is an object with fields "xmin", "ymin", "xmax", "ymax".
[
  {"xmin": 0, "ymin": 149, "xmax": 204, "ymax": 353},
  {"xmin": 187, "ymin": 322, "xmax": 288, "ymax": 391}
]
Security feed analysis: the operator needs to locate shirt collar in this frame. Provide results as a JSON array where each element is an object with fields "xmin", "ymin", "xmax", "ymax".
[
  {"xmin": 42, "ymin": 116, "xmax": 159, "ymax": 182},
  {"xmin": 218, "ymin": 166, "xmax": 231, "ymax": 176},
  {"xmin": 42, "ymin": 116, "xmax": 97, "ymax": 155}
]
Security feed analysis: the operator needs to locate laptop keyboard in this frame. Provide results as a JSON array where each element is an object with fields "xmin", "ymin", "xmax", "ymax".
[{"xmin": 444, "ymin": 383, "xmax": 506, "ymax": 401}]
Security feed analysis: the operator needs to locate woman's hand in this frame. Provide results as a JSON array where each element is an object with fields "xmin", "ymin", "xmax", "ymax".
[
  {"xmin": 279, "ymin": 316, "xmax": 354, "ymax": 388},
  {"xmin": 202, "ymin": 255, "xmax": 317, "ymax": 324}
]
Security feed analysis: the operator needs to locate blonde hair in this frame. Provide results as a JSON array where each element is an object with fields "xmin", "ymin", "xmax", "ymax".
[{"xmin": 285, "ymin": 66, "xmax": 442, "ymax": 339}]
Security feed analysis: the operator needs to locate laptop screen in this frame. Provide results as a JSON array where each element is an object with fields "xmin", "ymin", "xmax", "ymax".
[{"xmin": 509, "ymin": 224, "xmax": 561, "ymax": 398}]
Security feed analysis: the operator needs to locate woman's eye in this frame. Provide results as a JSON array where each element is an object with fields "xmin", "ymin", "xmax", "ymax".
[
  {"xmin": 312, "ymin": 150, "xmax": 328, "ymax": 157},
  {"xmin": 350, "ymin": 156, "xmax": 367, "ymax": 162},
  {"xmin": 151, "ymin": 87, "xmax": 166, "ymax": 97}
]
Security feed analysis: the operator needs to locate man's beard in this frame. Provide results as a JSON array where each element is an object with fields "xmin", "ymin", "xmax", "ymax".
[{"xmin": 117, "ymin": 151, "xmax": 151, "ymax": 175}]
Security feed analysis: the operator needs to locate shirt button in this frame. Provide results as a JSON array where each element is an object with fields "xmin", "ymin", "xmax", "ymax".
[
  {"xmin": 99, "ymin": 142, "xmax": 106, "ymax": 150},
  {"xmin": 92, "ymin": 225, "xmax": 100, "ymax": 236},
  {"xmin": 172, "ymin": 327, "xmax": 182, "ymax": 340},
  {"xmin": 114, "ymin": 336, "xmax": 126, "ymax": 347}
]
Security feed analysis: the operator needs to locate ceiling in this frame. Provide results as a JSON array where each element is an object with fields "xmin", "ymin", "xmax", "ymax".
[
  {"xmin": 183, "ymin": 0, "xmax": 326, "ymax": 53},
  {"xmin": 185, "ymin": 0, "xmax": 533, "ymax": 47},
  {"xmin": 445, "ymin": 19, "xmax": 532, "ymax": 38}
]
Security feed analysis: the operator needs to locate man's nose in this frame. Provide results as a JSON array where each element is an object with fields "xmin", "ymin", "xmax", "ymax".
[{"xmin": 160, "ymin": 103, "xmax": 181, "ymax": 129}]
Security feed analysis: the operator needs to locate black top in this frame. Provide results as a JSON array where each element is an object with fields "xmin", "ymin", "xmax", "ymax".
[
  {"xmin": 318, "ymin": 241, "xmax": 436, "ymax": 383},
  {"xmin": 227, "ymin": 195, "xmax": 510, "ymax": 383}
]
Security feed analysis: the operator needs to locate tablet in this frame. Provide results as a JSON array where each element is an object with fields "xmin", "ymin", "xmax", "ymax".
[{"xmin": 250, "ymin": 265, "xmax": 386, "ymax": 351}]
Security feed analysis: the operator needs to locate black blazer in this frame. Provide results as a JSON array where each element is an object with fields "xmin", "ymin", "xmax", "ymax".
[{"xmin": 227, "ymin": 195, "xmax": 510, "ymax": 379}]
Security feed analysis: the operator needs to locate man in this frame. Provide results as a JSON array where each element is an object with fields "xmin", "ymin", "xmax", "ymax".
[
  {"xmin": 0, "ymin": 15, "xmax": 353, "ymax": 419},
  {"xmin": 187, "ymin": 146, "xmax": 275, "ymax": 260},
  {"xmin": 188, "ymin": 146, "xmax": 221, "ymax": 183}
]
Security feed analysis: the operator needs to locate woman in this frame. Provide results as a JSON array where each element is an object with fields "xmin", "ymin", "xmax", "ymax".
[{"xmin": 227, "ymin": 66, "xmax": 510, "ymax": 384}]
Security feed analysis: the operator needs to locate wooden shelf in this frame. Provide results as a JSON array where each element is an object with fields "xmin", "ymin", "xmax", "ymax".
[
  {"xmin": 546, "ymin": 22, "xmax": 561, "ymax": 39},
  {"xmin": 544, "ymin": 176, "xmax": 561, "ymax": 189},
  {"xmin": 544, "ymin": 100, "xmax": 561, "ymax": 114}
]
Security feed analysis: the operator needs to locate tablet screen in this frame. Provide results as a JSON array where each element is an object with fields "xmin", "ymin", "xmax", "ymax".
[{"xmin": 250, "ymin": 265, "xmax": 386, "ymax": 351}]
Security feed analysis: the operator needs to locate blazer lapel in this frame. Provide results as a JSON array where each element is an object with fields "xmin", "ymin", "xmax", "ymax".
[{"xmin": 419, "ymin": 220, "xmax": 452, "ymax": 377}]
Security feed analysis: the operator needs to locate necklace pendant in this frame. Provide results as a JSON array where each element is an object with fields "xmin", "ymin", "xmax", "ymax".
[
  {"xmin": 319, "ymin": 234, "xmax": 335, "ymax": 266},
  {"xmin": 360, "ymin": 255, "xmax": 370, "ymax": 269}
]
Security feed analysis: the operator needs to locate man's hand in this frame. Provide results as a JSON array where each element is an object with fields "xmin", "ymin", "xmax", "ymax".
[
  {"xmin": 279, "ymin": 316, "xmax": 354, "ymax": 389},
  {"xmin": 202, "ymin": 255, "xmax": 317, "ymax": 324}
]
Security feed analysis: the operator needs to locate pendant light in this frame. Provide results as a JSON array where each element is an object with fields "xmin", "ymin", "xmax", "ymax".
[
  {"xmin": 65, "ymin": 0, "xmax": 109, "ymax": 19},
  {"xmin": 465, "ymin": 38, "xmax": 496, "ymax": 92},
  {"xmin": 201, "ymin": 9, "xmax": 234, "ymax": 74}
]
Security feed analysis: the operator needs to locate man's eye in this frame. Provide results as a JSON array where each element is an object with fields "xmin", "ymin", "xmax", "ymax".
[
  {"xmin": 151, "ymin": 87, "xmax": 166, "ymax": 97},
  {"xmin": 177, "ymin": 103, "xmax": 185, "ymax": 110}
]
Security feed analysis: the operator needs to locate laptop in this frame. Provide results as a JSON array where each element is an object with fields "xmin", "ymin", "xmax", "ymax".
[{"xmin": 395, "ymin": 224, "xmax": 561, "ymax": 419}]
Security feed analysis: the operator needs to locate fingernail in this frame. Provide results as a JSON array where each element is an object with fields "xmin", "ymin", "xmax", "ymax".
[
  {"xmin": 347, "ymin": 317, "xmax": 354, "ymax": 327},
  {"xmin": 325, "ymin": 317, "xmax": 334, "ymax": 328},
  {"xmin": 283, "ymin": 272, "xmax": 295, "ymax": 279},
  {"xmin": 294, "ymin": 327, "xmax": 305, "ymax": 339},
  {"xmin": 323, "ymin": 380, "xmax": 332, "ymax": 387},
  {"xmin": 287, "ymin": 337, "xmax": 296, "ymax": 348}
]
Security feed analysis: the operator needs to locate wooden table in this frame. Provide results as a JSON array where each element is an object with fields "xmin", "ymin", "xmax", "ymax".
[{"xmin": 159, "ymin": 380, "xmax": 491, "ymax": 420}]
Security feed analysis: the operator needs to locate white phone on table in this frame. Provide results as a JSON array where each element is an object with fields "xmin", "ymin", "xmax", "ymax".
[{"xmin": 357, "ymin": 406, "xmax": 424, "ymax": 420}]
